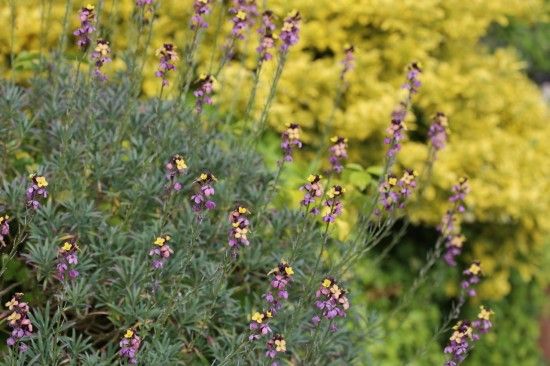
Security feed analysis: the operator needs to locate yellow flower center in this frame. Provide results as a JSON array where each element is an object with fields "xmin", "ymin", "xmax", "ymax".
[
  {"xmin": 238, "ymin": 207, "xmax": 248, "ymax": 214},
  {"xmin": 154, "ymin": 237, "xmax": 166, "ymax": 246},
  {"xmin": 62, "ymin": 242, "xmax": 73, "ymax": 252},
  {"xmin": 251, "ymin": 312, "xmax": 264, "ymax": 323},
  {"xmin": 175, "ymin": 158, "xmax": 187, "ymax": 171},
  {"xmin": 35, "ymin": 176, "xmax": 48, "ymax": 187},
  {"xmin": 285, "ymin": 266, "xmax": 294, "ymax": 276},
  {"xmin": 236, "ymin": 10, "xmax": 247, "ymax": 20},
  {"xmin": 124, "ymin": 329, "xmax": 134, "ymax": 338},
  {"xmin": 275, "ymin": 339, "xmax": 286, "ymax": 352},
  {"xmin": 468, "ymin": 263, "xmax": 481, "ymax": 275},
  {"xmin": 322, "ymin": 279, "xmax": 332, "ymax": 288}
]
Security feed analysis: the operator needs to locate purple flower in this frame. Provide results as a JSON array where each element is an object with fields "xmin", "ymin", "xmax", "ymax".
[
  {"xmin": 322, "ymin": 186, "xmax": 345, "ymax": 223},
  {"xmin": 449, "ymin": 177, "xmax": 469, "ymax": 212},
  {"xmin": 136, "ymin": 0, "xmax": 153, "ymax": 6},
  {"xmin": 91, "ymin": 39, "xmax": 112, "ymax": 81},
  {"xmin": 191, "ymin": 0, "xmax": 212, "ymax": 29},
  {"xmin": 194, "ymin": 74, "xmax": 215, "ymax": 114},
  {"xmin": 329, "ymin": 136, "xmax": 348, "ymax": 174},
  {"xmin": 249, "ymin": 310, "xmax": 273, "ymax": 341},
  {"xmin": 428, "ymin": 112, "xmax": 449, "ymax": 154},
  {"xmin": 280, "ymin": 123, "xmax": 303, "ymax": 162},
  {"xmin": 444, "ymin": 308, "xmax": 494, "ymax": 366},
  {"xmin": 5, "ymin": 293, "xmax": 33, "ymax": 353},
  {"xmin": 149, "ymin": 235, "xmax": 174, "ymax": 269},
  {"xmin": 228, "ymin": 206, "xmax": 251, "ymax": 258},
  {"xmin": 440, "ymin": 177, "xmax": 470, "ymax": 266},
  {"xmin": 191, "ymin": 172, "xmax": 217, "ymax": 215},
  {"xmin": 311, "ymin": 277, "xmax": 350, "ymax": 329},
  {"xmin": 256, "ymin": 10, "xmax": 277, "ymax": 62},
  {"xmin": 377, "ymin": 170, "xmax": 418, "ymax": 213},
  {"xmin": 341, "ymin": 45, "xmax": 355, "ymax": 80},
  {"xmin": 279, "ymin": 11, "xmax": 301, "ymax": 53},
  {"xmin": 26, "ymin": 174, "xmax": 48, "ymax": 210},
  {"xmin": 119, "ymin": 329, "xmax": 141, "ymax": 365},
  {"xmin": 300, "ymin": 174, "xmax": 323, "ymax": 214},
  {"xmin": 73, "ymin": 5, "xmax": 96, "ymax": 50},
  {"xmin": 264, "ymin": 262, "xmax": 294, "ymax": 314},
  {"xmin": 165, "ymin": 154, "xmax": 188, "ymax": 193},
  {"xmin": 229, "ymin": 0, "xmax": 258, "ymax": 40},
  {"xmin": 0, "ymin": 215, "xmax": 9, "ymax": 247},
  {"xmin": 461, "ymin": 261, "xmax": 482, "ymax": 297},
  {"xmin": 155, "ymin": 43, "xmax": 179, "ymax": 87},
  {"xmin": 57, "ymin": 237, "xmax": 80, "ymax": 281},
  {"xmin": 403, "ymin": 62, "xmax": 422, "ymax": 95}
]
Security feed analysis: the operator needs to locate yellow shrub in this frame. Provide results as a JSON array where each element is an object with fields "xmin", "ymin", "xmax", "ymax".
[{"xmin": 1, "ymin": 0, "xmax": 548, "ymax": 299}]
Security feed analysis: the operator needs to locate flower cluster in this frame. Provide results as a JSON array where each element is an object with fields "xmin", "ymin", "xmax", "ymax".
[
  {"xmin": 164, "ymin": 154, "xmax": 188, "ymax": 192},
  {"xmin": 228, "ymin": 206, "xmax": 251, "ymax": 258},
  {"xmin": 5, "ymin": 293, "xmax": 33, "ymax": 353},
  {"xmin": 119, "ymin": 329, "xmax": 141, "ymax": 365},
  {"xmin": 56, "ymin": 238, "xmax": 79, "ymax": 281},
  {"xmin": 149, "ymin": 235, "xmax": 174, "ymax": 269},
  {"xmin": 384, "ymin": 104, "xmax": 407, "ymax": 157},
  {"xmin": 341, "ymin": 45, "xmax": 355, "ymax": 80},
  {"xmin": 279, "ymin": 10, "xmax": 301, "ymax": 53},
  {"xmin": 0, "ymin": 214, "xmax": 9, "ymax": 246},
  {"xmin": 155, "ymin": 43, "xmax": 179, "ymax": 86},
  {"xmin": 249, "ymin": 310, "xmax": 273, "ymax": 341},
  {"xmin": 440, "ymin": 177, "xmax": 469, "ymax": 266},
  {"xmin": 194, "ymin": 74, "xmax": 215, "ymax": 114},
  {"xmin": 91, "ymin": 39, "xmax": 112, "ymax": 81},
  {"xmin": 322, "ymin": 185, "xmax": 345, "ymax": 223},
  {"xmin": 265, "ymin": 334, "xmax": 286, "ymax": 365},
  {"xmin": 264, "ymin": 262, "xmax": 294, "ymax": 314},
  {"xmin": 403, "ymin": 62, "xmax": 422, "ymax": 96},
  {"xmin": 191, "ymin": 0, "xmax": 212, "ymax": 29},
  {"xmin": 73, "ymin": 4, "xmax": 96, "ymax": 50},
  {"xmin": 461, "ymin": 261, "xmax": 482, "ymax": 297},
  {"xmin": 191, "ymin": 173, "xmax": 217, "ymax": 213},
  {"xmin": 26, "ymin": 174, "xmax": 48, "ymax": 210},
  {"xmin": 280, "ymin": 123, "xmax": 303, "ymax": 162},
  {"xmin": 229, "ymin": 0, "xmax": 258, "ymax": 40},
  {"xmin": 378, "ymin": 170, "xmax": 418, "ymax": 212},
  {"xmin": 328, "ymin": 136, "xmax": 348, "ymax": 174},
  {"xmin": 428, "ymin": 112, "xmax": 449, "ymax": 153},
  {"xmin": 257, "ymin": 10, "xmax": 277, "ymax": 62},
  {"xmin": 444, "ymin": 307, "xmax": 494, "ymax": 366},
  {"xmin": 300, "ymin": 174, "xmax": 323, "ymax": 214},
  {"xmin": 312, "ymin": 277, "xmax": 350, "ymax": 332}
]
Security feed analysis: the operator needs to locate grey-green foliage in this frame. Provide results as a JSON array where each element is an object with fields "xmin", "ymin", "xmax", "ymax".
[{"xmin": 0, "ymin": 65, "xmax": 359, "ymax": 365}]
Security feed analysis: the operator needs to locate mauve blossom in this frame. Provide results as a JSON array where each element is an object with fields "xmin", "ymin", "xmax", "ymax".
[{"xmin": 73, "ymin": 5, "xmax": 96, "ymax": 50}]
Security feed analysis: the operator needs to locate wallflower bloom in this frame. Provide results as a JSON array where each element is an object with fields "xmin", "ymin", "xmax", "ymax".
[
  {"xmin": 279, "ymin": 10, "xmax": 301, "ymax": 53},
  {"xmin": 26, "ymin": 174, "xmax": 48, "ymax": 210},
  {"xmin": 191, "ymin": 0, "xmax": 212, "ymax": 29},
  {"xmin": 229, "ymin": 0, "xmax": 258, "ymax": 40},
  {"xmin": 228, "ymin": 206, "xmax": 251, "ymax": 258},
  {"xmin": 461, "ymin": 261, "xmax": 482, "ymax": 297},
  {"xmin": 73, "ymin": 4, "xmax": 96, "ymax": 50},
  {"xmin": 440, "ymin": 177, "xmax": 469, "ymax": 266},
  {"xmin": 155, "ymin": 43, "xmax": 179, "ymax": 86},
  {"xmin": 340, "ymin": 45, "xmax": 355, "ymax": 80},
  {"xmin": 0, "ymin": 214, "xmax": 9, "ymax": 246},
  {"xmin": 194, "ymin": 74, "xmax": 215, "ymax": 114},
  {"xmin": 191, "ymin": 173, "xmax": 217, "ymax": 214},
  {"xmin": 56, "ymin": 238, "xmax": 80, "ymax": 280},
  {"xmin": 329, "ymin": 136, "xmax": 348, "ymax": 174},
  {"xmin": 136, "ymin": 0, "xmax": 153, "ymax": 6},
  {"xmin": 264, "ymin": 262, "xmax": 294, "ymax": 314},
  {"xmin": 165, "ymin": 154, "xmax": 188, "ymax": 192},
  {"xmin": 280, "ymin": 123, "xmax": 303, "ymax": 162},
  {"xmin": 249, "ymin": 310, "xmax": 273, "ymax": 341},
  {"xmin": 428, "ymin": 112, "xmax": 449, "ymax": 154},
  {"xmin": 322, "ymin": 185, "xmax": 345, "ymax": 223},
  {"xmin": 256, "ymin": 10, "xmax": 277, "ymax": 62},
  {"xmin": 312, "ymin": 277, "xmax": 350, "ymax": 332},
  {"xmin": 119, "ymin": 328, "xmax": 141, "ymax": 365},
  {"xmin": 444, "ymin": 308, "xmax": 493, "ymax": 366},
  {"xmin": 91, "ymin": 39, "xmax": 112, "ymax": 81},
  {"xmin": 378, "ymin": 170, "xmax": 418, "ymax": 213},
  {"xmin": 403, "ymin": 62, "xmax": 422, "ymax": 95},
  {"xmin": 149, "ymin": 235, "xmax": 174, "ymax": 269},
  {"xmin": 5, "ymin": 293, "xmax": 33, "ymax": 353},
  {"xmin": 300, "ymin": 174, "xmax": 323, "ymax": 214},
  {"xmin": 265, "ymin": 334, "xmax": 286, "ymax": 365}
]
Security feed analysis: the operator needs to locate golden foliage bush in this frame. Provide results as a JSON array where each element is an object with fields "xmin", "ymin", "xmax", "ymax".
[{"xmin": 1, "ymin": 0, "xmax": 549, "ymax": 299}]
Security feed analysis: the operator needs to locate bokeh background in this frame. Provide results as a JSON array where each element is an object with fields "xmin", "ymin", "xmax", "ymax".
[{"xmin": 1, "ymin": 0, "xmax": 549, "ymax": 364}]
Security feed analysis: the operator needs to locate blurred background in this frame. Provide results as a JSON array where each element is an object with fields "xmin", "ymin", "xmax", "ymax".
[{"xmin": 1, "ymin": 0, "xmax": 549, "ymax": 364}]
